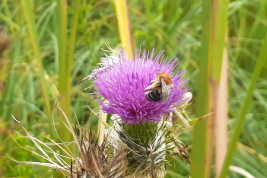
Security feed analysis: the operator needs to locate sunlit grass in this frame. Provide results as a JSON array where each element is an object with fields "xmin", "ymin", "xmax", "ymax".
[
  {"xmin": 219, "ymin": 26, "xmax": 267, "ymax": 178},
  {"xmin": 0, "ymin": 0, "xmax": 267, "ymax": 177},
  {"xmin": 190, "ymin": 0, "xmax": 229, "ymax": 177}
]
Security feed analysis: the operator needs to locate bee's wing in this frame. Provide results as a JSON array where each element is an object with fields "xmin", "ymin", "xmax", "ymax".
[
  {"xmin": 160, "ymin": 78, "xmax": 173, "ymax": 101},
  {"xmin": 144, "ymin": 81, "xmax": 161, "ymax": 91}
]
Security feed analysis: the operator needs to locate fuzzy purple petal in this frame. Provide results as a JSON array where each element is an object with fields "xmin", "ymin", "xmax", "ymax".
[{"xmin": 93, "ymin": 50, "xmax": 188, "ymax": 124}]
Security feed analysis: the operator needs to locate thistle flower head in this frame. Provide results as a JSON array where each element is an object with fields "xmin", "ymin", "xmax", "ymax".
[{"xmin": 89, "ymin": 49, "xmax": 188, "ymax": 124}]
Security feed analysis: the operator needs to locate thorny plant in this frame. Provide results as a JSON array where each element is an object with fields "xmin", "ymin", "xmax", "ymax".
[
  {"xmin": 9, "ymin": 48, "xmax": 194, "ymax": 178},
  {"xmin": 8, "ymin": 106, "xmax": 128, "ymax": 178},
  {"xmin": 8, "ymin": 102, "xmax": 192, "ymax": 178}
]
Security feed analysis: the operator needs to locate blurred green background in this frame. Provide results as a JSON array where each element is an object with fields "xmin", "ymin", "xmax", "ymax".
[{"xmin": 0, "ymin": 0, "xmax": 266, "ymax": 177}]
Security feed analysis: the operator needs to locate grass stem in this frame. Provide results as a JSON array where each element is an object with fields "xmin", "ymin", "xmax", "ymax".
[
  {"xmin": 21, "ymin": 0, "xmax": 53, "ymax": 133},
  {"xmin": 219, "ymin": 28, "xmax": 267, "ymax": 178},
  {"xmin": 114, "ymin": 0, "xmax": 134, "ymax": 59}
]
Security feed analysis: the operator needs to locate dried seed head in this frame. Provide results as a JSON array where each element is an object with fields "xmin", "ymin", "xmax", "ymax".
[{"xmin": 73, "ymin": 129, "xmax": 127, "ymax": 178}]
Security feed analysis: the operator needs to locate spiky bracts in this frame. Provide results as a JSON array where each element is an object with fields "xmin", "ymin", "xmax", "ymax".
[
  {"xmin": 104, "ymin": 120, "xmax": 188, "ymax": 177},
  {"xmin": 74, "ymin": 131, "xmax": 127, "ymax": 178}
]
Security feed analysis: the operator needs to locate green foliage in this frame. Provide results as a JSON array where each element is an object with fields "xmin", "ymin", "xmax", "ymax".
[
  {"xmin": 219, "ymin": 22, "xmax": 267, "ymax": 178},
  {"xmin": 191, "ymin": 0, "xmax": 229, "ymax": 177},
  {"xmin": 0, "ymin": 0, "xmax": 266, "ymax": 177}
]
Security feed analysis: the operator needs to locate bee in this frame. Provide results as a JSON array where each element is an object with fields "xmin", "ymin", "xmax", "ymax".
[{"xmin": 144, "ymin": 72, "xmax": 173, "ymax": 102}]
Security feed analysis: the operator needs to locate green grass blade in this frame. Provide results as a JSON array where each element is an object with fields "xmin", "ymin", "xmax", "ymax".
[
  {"xmin": 55, "ymin": 0, "xmax": 81, "ymax": 142},
  {"xmin": 54, "ymin": 0, "xmax": 69, "ymax": 142},
  {"xmin": 20, "ymin": 0, "xmax": 52, "ymax": 127},
  {"xmin": 67, "ymin": 0, "xmax": 81, "ymax": 78},
  {"xmin": 219, "ymin": 28, "xmax": 267, "ymax": 178},
  {"xmin": 190, "ymin": 1, "xmax": 212, "ymax": 176},
  {"xmin": 190, "ymin": 0, "xmax": 229, "ymax": 177}
]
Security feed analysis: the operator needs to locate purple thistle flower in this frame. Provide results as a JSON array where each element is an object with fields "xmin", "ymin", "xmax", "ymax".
[{"xmin": 91, "ymin": 49, "xmax": 188, "ymax": 124}]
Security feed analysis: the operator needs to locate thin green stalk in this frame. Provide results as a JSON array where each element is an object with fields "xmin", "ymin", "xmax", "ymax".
[
  {"xmin": 55, "ymin": 0, "xmax": 70, "ymax": 142},
  {"xmin": 114, "ymin": 0, "xmax": 134, "ymax": 59},
  {"xmin": 66, "ymin": 0, "xmax": 82, "ymax": 146},
  {"xmin": 190, "ymin": 1, "xmax": 211, "ymax": 176},
  {"xmin": 67, "ymin": 0, "xmax": 81, "ymax": 76},
  {"xmin": 219, "ymin": 29, "xmax": 267, "ymax": 178},
  {"xmin": 243, "ymin": 1, "xmax": 267, "ymax": 73},
  {"xmin": 190, "ymin": 0, "xmax": 229, "ymax": 177},
  {"xmin": 20, "ymin": 0, "xmax": 53, "ymax": 132},
  {"xmin": 56, "ymin": 0, "xmax": 81, "ymax": 142}
]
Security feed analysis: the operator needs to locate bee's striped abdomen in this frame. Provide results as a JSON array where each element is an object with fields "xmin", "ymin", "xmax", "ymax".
[{"xmin": 145, "ymin": 89, "xmax": 161, "ymax": 102}]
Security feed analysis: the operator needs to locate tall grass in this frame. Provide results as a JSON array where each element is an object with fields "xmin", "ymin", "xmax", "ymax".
[
  {"xmin": 219, "ymin": 28, "xmax": 267, "ymax": 178},
  {"xmin": 190, "ymin": 0, "xmax": 229, "ymax": 177},
  {"xmin": 114, "ymin": 0, "xmax": 134, "ymax": 58},
  {"xmin": 55, "ymin": 0, "xmax": 82, "ymax": 142},
  {"xmin": 20, "ymin": 0, "xmax": 53, "ymax": 132},
  {"xmin": 55, "ymin": 0, "xmax": 69, "ymax": 142},
  {"xmin": 0, "ymin": 0, "xmax": 267, "ymax": 177}
]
